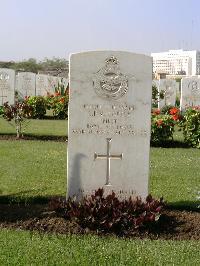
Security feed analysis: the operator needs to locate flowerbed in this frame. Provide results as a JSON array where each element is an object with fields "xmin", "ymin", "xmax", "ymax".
[
  {"xmin": 151, "ymin": 106, "xmax": 182, "ymax": 143},
  {"xmin": 49, "ymin": 188, "xmax": 164, "ymax": 235},
  {"xmin": 180, "ymin": 106, "xmax": 200, "ymax": 148},
  {"xmin": 24, "ymin": 92, "xmax": 69, "ymax": 119}
]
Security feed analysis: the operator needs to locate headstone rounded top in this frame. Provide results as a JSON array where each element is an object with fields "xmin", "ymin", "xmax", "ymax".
[{"xmin": 69, "ymin": 50, "xmax": 152, "ymax": 61}]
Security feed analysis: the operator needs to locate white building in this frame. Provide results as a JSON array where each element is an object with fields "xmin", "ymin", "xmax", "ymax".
[{"xmin": 151, "ymin": 49, "xmax": 200, "ymax": 76}]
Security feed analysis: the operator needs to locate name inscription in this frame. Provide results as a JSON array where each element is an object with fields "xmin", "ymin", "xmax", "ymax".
[{"xmin": 72, "ymin": 103, "xmax": 148, "ymax": 137}]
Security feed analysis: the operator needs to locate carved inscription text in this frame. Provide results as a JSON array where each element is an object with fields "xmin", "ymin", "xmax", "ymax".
[{"xmin": 72, "ymin": 103, "xmax": 148, "ymax": 137}]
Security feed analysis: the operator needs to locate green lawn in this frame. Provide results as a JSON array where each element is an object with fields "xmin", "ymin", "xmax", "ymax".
[
  {"xmin": 0, "ymin": 117, "xmax": 67, "ymax": 137},
  {"xmin": 0, "ymin": 140, "xmax": 66, "ymax": 202},
  {"xmin": 0, "ymin": 119, "xmax": 199, "ymax": 265},
  {"xmin": 0, "ymin": 229, "xmax": 199, "ymax": 266},
  {"xmin": 150, "ymin": 147, "xmax": 199, "ymax": 209},
  {"xmin": 0, "ymin": 138, "xmax": 199, "ymax": 208}
]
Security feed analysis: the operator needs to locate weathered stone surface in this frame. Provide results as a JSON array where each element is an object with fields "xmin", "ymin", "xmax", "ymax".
[
  {"xmin": 181, "ymin": 77, "xmax": 200, "ymax": 109},
  {"xmin": 16, "ymin": 72, "xmax": 36, "ymax": 98},
  {"xmin": 0, "ymin": 68, "xmax": 15, "ymax": 105},
  {"xmin": 158, "ymin": 79, "xmax": 178, "ymax": 109},
  {"xmin": 67, "ymin": 51, "xmax": 152, "ymax": 200},
  {"xmin": 36, "ymin": 75, "xmax": 68, "ymax": 96}
]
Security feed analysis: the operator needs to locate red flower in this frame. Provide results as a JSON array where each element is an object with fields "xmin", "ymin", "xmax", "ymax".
[
  {"xmin": 172, "ymin": 114, "xmax": 180, "ymax": 121},
  {"xmin": 169, "ymin": 107, "xmax": 179, "ymax": 115},
  {"xmin": 54, "ymin": 92, "xmax": 61, "ymax": 96}
]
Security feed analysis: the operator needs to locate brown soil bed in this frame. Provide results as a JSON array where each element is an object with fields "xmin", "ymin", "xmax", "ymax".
[{"xmin": 0, "ymin": 204, "xmax": 199, "ymax": 240}]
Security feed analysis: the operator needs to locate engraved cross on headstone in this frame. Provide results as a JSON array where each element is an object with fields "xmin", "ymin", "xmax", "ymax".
[{"xmin": 94, "ymin": 138, "xmax": 123, "ymax": 186}]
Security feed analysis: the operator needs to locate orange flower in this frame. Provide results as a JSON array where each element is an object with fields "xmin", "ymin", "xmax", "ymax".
[
  {"xmin": 169, "ymin": 107, "xmax": 179, "ymax": 115},
  {"xmin": 172, "ymin": 114, "xmax": 180, "ymax": 121},
  {"xmin": 54, "ymin": 92, "xmax": 61, "ymax": 97},
  {"xmin": 60, "ymin": 97, "xmax": 65, "ymax": 103}
]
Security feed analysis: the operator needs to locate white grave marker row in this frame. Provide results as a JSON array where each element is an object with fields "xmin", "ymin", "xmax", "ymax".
[{"xmin": 0, "ymin": 69, "xmax": 68, "ymax": 105}]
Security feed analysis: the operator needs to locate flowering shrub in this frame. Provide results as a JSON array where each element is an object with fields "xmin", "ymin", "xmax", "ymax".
[
  {"xmin": 3, "ymin": 101, "xmax": 32, "ymax": 138},
  {"xmin": 151, "ymin": 112, "xmax": 175, "ymax": 143},
  {"xmin": 180, "ymin": 107, "xmax": 200, "ymax": 148},
  {"xmin": 46, "ymin": 92, "xmax": 68, "ymax": 119},
  {"xmin": 25, "ymin": 96, "xmax": 47, "ymax": 119},
  {"xmin": 169, "ymin": 107, "xmax": 182, "ymax": 122},
  {"xmin": 161, "ymin": 106, "xmax": 182, "ymax": 121},
  {"xmin": 49, "ymin": 188, "xmax": 164, "ymax": 235}
]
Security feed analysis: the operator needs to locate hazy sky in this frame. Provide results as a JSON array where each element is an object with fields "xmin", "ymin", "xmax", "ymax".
[{"xmin": 1, "ymin": 0, "xmax": 200, "ymax": 61}]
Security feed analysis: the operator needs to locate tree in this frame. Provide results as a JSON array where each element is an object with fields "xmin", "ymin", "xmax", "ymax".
[
  {"xmin": 13, "ymin": 58, "xmax": 41, "ymax": 73},
  {"xmin": 39, "ymin": 57, "xmax": 68, "ymax": 70}
]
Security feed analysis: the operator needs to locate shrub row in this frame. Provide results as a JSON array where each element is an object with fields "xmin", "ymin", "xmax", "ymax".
[
  {"xmin": 1, "ymin": 99, "xmax": 200, "ymax": 147},
  {"xmin": 24, "ymin": 93, "xmax": 68, "ymax": 119},
  {"xmin": 181, "ymin": 107, "xmax": 200, "ymax": 148},
  {"xmin": 151, "ymin": 106, "xmax": 182, "ymax": 143},
  {"xmin": 152, "ymin": 105, "xmax": 200, "ymax": 148}
]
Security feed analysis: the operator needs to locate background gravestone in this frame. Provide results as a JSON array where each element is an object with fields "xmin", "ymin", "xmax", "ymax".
[
  {"xmin": 17, "ymin": 72, "xmax": 36, "ymax": 99},
  {"xmin": 36, "ymin": 74, "xmax": 50, "ymax": 96},
  {"xmin": 158, "ymin": 79, "xmax": 177, "ymax": 109},
  {"xmin": 36, "ymin": 75, "xmax": 68, "ymax": 96},
  {"xmin": 0, "ymin": 68, "xmax": 15, "ymax": 106},
  {"xmin": 68, "ymin": 51, "xmax": 152, "ymax": 200},
  {"xmin": 46, "ymin": 75, "xmax": 59, "ymax": 95},
  {"xmin": 52, "ymin": 77, "xmax": 68, "ymax": 93},
  {"xmin": 180, "ymin": 77, "xmax": 200, "ymax": 109}
]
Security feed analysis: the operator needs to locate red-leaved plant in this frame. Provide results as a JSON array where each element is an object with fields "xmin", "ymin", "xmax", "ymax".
[
  {"xmin": 49, "ymin": 188, "xmax": 164, "ymax": 234},
  {"xmin": 3, "ymin": 101, "xmax": 33, "ymax": 138}
]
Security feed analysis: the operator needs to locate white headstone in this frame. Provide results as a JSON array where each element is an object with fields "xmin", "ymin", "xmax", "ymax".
[
  {"xmin": 36, "ymin": 74, "xmax": 50, "ymax": 96},
  {"xmin": 36, "ymin": 75, "xmax": 67, "ymax": 96},
  {"xmin": 17, "ymin": 72, "xmax": 36, "ymax": 98},
  {"xmin": 46, "ymin": 75, "xmax": 58, "ymax": 95},
  {"xmin": 0, "ymin": 68, "xmax": 15, "ymax": 105},
  {"xmin": 158, "ymin": 79, "xmax": 177, "ymax": 109},
  {"xmin": 67, "ymin": 51, "xmax": 152, "ymax": 200},
  {"xmin": 180, "ymin": 77, "xmax": 200, "ymax": 110}
]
